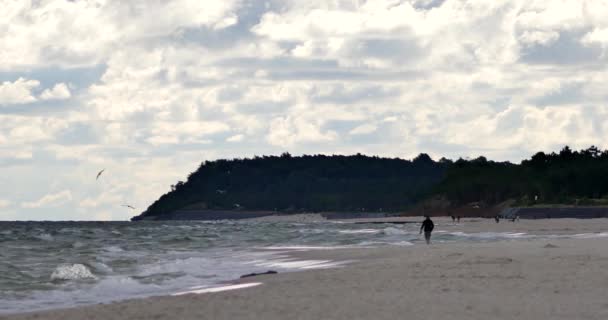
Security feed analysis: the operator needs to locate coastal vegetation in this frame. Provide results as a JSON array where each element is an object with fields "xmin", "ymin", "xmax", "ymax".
[
  {"xmin": 133, "ymin": 153, "xmax": 447, "ymax": 220},
  {"xmin": 132, "ymin": 146, "xmax": 608, "ymax": 220},
  {"xmin": 437, "ymin": 146, "xmax": 608, "ymax": 207}
]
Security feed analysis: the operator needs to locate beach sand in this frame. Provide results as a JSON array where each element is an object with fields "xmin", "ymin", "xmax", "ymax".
[{"xmin": 4, "ymin": 219, "xmax": 608, "ymax": 320}]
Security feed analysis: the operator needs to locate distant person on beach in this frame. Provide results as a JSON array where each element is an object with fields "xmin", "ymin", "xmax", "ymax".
[
  {"xmin": 420, "ymin": 216, "xmax": 435, "ymax": 245},
  {"xmin": 495, "ymin": 215, "xmax": 500, "ymax": 223},
  {"xmin": 451, "ymin": 215, "xmax": 456, "ymax": 222},
  {"xmin": 457, "ymin": 216, "xmax": 461, "ymax": 223}
]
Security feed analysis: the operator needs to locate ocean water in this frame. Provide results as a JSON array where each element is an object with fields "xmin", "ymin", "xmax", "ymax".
[{"xmin": 0, "ymin": 219, "xmax": 602, "ymax": 314}]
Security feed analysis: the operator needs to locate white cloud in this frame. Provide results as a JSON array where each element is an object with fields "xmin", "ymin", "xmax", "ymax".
[
  {"xmin": 267, "ymin": 118, "xmax": 338, "ymax": 147},
  {"xmin": 22, "ymin": 190, "xmax": 73, "ymax": 209},
  {"xmin": 0, "ymin": 199, "xmax": 11, "ymax": 208},
  {"xmin": 1, "ymin": 115, "xmax": 69, "ymax": 144},
  {"xmin": 349, "ymin": 123, "xmax": 378, "ymax": 135},
  {"xmin": 79, "ymin": 186, "xmax": 129, "ymax": 209},
  {"xmin": 0, "ymin": 78, "xmax": 39, "ymax": 105},
  {"xmin": 4, "ymin": 0, "xmax": 608, "ymax": 220},
  {"xmin": 40, "ymin": 83, "xmax": 71, "ymax": 100},
  {"xmin": 519, "ymin": 30, "xmax": 560, "ymax": 46},
  {"xmin": 227, "ymin": 134, "xmax": 244, "ymax": 142},
  {"xmin": 146, "ymin": 121, "xmax": 230, "ymax": 146},
  {"xmin": 0, "ymin": 0, "xmax": 241, "ymax": 70},
  {"xmin": 213, "ymin": 14, "xmax": 238, "ymax": 30},
  {"xmin": 582, "ymin": 28, "xmax": 608, "ymax": 48}
]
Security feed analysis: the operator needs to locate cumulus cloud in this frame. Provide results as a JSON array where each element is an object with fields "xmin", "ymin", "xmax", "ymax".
[
  {"xmin": 1, "ymin": 115, "xmax": 69, "ymax": 144},
  {"xmin": 267, "ymin": 114, "xmax": 338, "ymax": 147},
  {"xmin": 22, "ymin": 190, "xmax": 73, "ymax": 209},
  {"xmin": 227, "ymin": 134, "xmax": 244, "ymax": 142},
  {"xmin": 4, "ymin": 0, "xmax": 608, "ymax": 220},
  {"xmin": 519, "ymin": 30, "xmax": 560, "ymax": 46},
  {"xmin": 40, "ymin": 83, "xmax": 71, "ymax": 100},
  {"xmin": 0, "ymin": 0, "xmax": 241, "ymax": 70},
  {"xmin": 146, "ymin": 121, "xmax": 230, "ymax": 146},
  {"xmin": 349, "ymin": 123, "xmax": 378, "ymax": 135},
  {"xmin": 0, "ymin": 78, "xmax": 39, "ymax": 105}
]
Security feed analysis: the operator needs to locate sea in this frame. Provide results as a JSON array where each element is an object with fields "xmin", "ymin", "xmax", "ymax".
[{"xmin": 0, "ymin": 219, "xmax": 605, "ymax": 314}]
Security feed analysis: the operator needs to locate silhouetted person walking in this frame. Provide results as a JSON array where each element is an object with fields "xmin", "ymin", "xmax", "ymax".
[{"xmin": 420, "ymin": 216, "xmax": 434, "ymax": 245}]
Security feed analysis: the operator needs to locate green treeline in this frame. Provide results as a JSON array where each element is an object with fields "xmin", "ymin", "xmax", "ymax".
[
  {"xmin": 133, "ymin": 153, "xmax": 447, "ymax": 219},
  {"xmin": 437, "ymin": 146, "xmax": 608, "ymax": 206},
  {"xmin": 132, "ymin": 146, "xmax": 608, "ymax": 220}
]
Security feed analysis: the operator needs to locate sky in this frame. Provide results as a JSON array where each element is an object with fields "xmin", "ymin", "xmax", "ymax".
[{"xmin": 2, "ymin": 0, "xmax": 608, "ymax": 220}]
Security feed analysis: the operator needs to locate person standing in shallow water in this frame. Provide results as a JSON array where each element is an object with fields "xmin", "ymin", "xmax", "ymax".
[{"xmin": 420, "ymin": 216, "xmax": 435, "ymax": 244}]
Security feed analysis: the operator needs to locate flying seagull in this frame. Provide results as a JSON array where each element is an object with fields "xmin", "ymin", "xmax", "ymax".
[
  {"xmin": 121, "ymin": 204, "xmax": 136, "ymax": 210},
  {"xmin": 96, "ymin": 169, "xmax": 105, "ymax": 180}
]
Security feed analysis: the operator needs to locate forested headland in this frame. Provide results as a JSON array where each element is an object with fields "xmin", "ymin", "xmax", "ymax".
[{"xmin": 132, "ymin": 146, "xmax": 608, "ymax": 220}]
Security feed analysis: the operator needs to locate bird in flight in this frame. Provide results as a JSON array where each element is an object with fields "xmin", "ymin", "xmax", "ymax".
[
  {"xmin": 96, "ymin": 169, "xmax": 105, "ymax": 180},
  {"xmin": 121, "ymin": 204, "xmax": 136, "ymax": 210}
]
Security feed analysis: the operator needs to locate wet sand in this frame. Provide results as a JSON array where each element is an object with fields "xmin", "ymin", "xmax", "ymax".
[
  {"xmin": 351, "ymin": 216, "xmax": 608, "ymax": 235},
  {"xmin": 4, "ymin": 219, "xmax": 608, "ymax": 320}
]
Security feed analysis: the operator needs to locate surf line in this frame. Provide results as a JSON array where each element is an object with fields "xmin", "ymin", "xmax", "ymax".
[{"xmin": 172, "ymin": 282, "xmax": 262, "ymax": 296}]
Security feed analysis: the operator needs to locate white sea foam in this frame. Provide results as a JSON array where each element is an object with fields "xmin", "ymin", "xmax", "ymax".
[
  {"xmin": 571, "ymin": 232, "xmax": 608, "ymax": 239},
  {"xmin": 34, "ymin": 233, "xmax": 54, "ymax": 241},
  {"xmin": 449, "ymin": 232, "xmax": 532, "ymax": 239},
  {"xmin": 383, "ymin": 227, "xmax": 408, "ymax": 235},
  {"xmin": 254, "ymin": 259, "xmax": 332, "ymax": 269},
  {"xmin": 137, "ymin": 257, "xmax": 217, "ymax": 277},
  {"xmin": 390, "ymin": 241, "xmax": 414, "ymax": 246},
  {"xmin": 135, "ymin": 254, "xmax": 268, "ymax": 281},
  {"xmin": 103, "ymin": 246, "xmax": 124, "ymax": 253},
  {"xmin": 89, "ymin": 262, "xmax": 113, "ymax": 274},
  {"xmin": 262, "ymin": 245, "xmax": 355, "ymax": 250},
  {"xmin": 339, "ymin": 229, "xmax": 380, "ymax": 234},
  {"xmin": 172, "ymin": 283, "xmax": 262, "ymax": 296},
  {"xmin": 51, "ymin": 264, "xmax": 97, "ymax": 280},
  {"xmin": 252, "ymin": 258, "xmax": 352, "ymax": 270},
  {"xmin": 300, "ymin": 260, "xmax": 353, "ymax": 269},
  {"xmin": 298, "ymin": 228, "xmax": 326, "ymax": 234}
]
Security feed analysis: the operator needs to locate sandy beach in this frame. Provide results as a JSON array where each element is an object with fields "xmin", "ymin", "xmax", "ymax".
[{"xmin": 4, "ymin": 218, "xmax": 608, "ymax": 320}]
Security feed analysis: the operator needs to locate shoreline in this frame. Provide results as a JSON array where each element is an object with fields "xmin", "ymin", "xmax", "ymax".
[
  {"xmin": 4, "ymin": 219, "xmax": 608, "ymax": 319},
  {"xmin": 133, "ymin": 205, "xmax": 608, "ymax": 222},
  {"xmin": 5, "ymin": 238, "xmax": 608, "ymax": 320}
]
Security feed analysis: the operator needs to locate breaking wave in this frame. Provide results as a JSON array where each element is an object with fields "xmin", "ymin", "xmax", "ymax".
[{"xmin": 51, "ymin": 264, "xmax": 97, "ymax": 281}]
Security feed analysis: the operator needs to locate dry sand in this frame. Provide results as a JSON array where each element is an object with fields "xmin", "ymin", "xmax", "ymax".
[{"xmin": 4, "ymin": 219, "xmax": 608, "ymax": 320}]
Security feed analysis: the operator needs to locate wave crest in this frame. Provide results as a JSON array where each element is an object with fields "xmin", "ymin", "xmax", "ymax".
[
  {"xmin": 51, "ymin": 264, "xmax": 97, "ymax": 281},
  {"xmin": 383, "ymin": 227, "xmax": 407, "ymax": 235}
]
